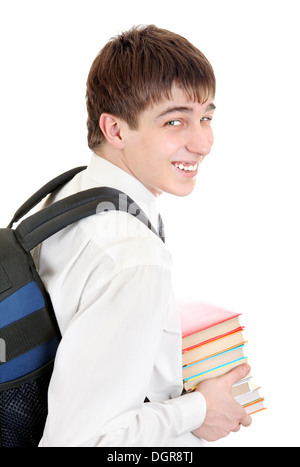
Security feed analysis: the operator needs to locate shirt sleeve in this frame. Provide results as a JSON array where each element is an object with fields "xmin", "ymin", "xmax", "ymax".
[{"xmin": 39, "ymin": 264, "xmax": 206, "ymax": 447}]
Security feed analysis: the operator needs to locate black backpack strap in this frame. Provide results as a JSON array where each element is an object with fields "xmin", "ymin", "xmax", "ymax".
[
  {"xmin": 7, "ymin": 166, "xmax": 87, "ymax": 229},
  {"xmin": 15, "ymin": 187, "xmax": 159, "ymax": 252}
]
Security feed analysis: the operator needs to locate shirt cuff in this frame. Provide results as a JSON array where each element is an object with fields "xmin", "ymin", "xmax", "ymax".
[{"xmin": 168, "ymin": 391, "xmax": 207, "ymax": 435}]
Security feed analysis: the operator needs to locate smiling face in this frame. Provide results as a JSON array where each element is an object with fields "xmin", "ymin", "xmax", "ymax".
[{"xmin": 98, "ymin": 86, "xmax": 215, "ymax": 198}]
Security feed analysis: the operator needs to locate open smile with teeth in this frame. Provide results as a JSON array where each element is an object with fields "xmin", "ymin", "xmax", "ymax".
[{"xmin": 173, "ymin": 162, "xmax": 199, "ymax": 172}]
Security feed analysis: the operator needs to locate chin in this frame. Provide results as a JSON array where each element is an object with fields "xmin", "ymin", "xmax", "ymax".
[{"xmin": 165, "ymin": 183, "xmax": 197, "ymax": 197}]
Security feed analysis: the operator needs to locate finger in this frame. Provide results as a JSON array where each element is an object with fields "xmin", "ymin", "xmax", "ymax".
[
  {"xmin": 223, "ymin": 364, "xmax": 251, "ymax": 388},
  {"xmin": 240, "ymin": 413, "xmax": 252, "ymax": 428},
  {"xmin": 232, "ymin": 424, "xmax": 241, "ymax": 433}
]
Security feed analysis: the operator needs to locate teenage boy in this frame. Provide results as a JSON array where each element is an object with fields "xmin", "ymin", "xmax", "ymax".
[{"xmin": 36, "ymin": 25, "xmax": 252, "ymax": 447}]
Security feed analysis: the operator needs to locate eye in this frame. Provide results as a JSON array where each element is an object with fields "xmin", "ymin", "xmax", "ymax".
[
  {"xmin": 200, "ymin": 116, "xmax": 213, "ymax": 123},
  {"xmin": 165, "ymin": 120, "xmax": 181, "ymax": 126}
]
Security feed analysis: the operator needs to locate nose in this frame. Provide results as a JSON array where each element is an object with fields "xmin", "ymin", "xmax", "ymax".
[{"xmin": 186, "ymin": 124, "xmax": 213, "ymax": 157}]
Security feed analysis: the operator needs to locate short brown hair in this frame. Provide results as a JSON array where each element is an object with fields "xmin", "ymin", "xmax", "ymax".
[{"xmin": 86, "ymin": 25, "xmax": 216, "ymax": 150}]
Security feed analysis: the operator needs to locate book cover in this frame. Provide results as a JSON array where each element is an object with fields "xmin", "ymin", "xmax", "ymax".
[
  {"xmin": 183, "ymin": 344, "xmax": 246, "ymax": 380},
  {"xmin": 179, "ymin": 300, "xmax": 266, "ymax": 416},
  {"xmin": 179, "ymin": 300, "xmax": 243, "ymax": 352},
  {"xmin": 182, "ymin": 329, "xmax": 246, "ymax": 366},
  {"xmin": 179, "ymin": 300, "xmax": 241, "ymax": 338}
]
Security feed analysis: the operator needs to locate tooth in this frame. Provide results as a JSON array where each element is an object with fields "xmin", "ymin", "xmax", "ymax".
[{"xmin": 174, "ymin": 162, "xmax": 199, "ymax": 172}]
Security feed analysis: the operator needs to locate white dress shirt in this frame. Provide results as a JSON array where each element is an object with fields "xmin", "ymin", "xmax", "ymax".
[{"xmin": 35, "ymin": 152, "xmax": 206, "ymax": 447}]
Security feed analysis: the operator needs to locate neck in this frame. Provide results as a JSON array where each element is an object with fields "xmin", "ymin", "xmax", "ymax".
[{"xmin": 94, "ymin": 147, "xmax": 133, "ymax": 177}]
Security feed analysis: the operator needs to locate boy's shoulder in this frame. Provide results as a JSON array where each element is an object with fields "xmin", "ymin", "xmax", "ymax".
[
  {"xmin": 43, "ymin": 160, "xmax": 171, "ymax": 272},
  {"xmin": 77, "ymin": 210, "xmax": 172, "ymax": 273}
]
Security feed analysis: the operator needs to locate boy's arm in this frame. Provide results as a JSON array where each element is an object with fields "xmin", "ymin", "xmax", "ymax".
[{"xmin": 40, "ymin": 264, "xmax": 206, "ymax": 447}]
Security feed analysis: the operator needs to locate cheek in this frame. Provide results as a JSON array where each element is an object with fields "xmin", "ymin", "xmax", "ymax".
[
  {"xmin": 155, "ymin": 135, "xmax": 183, "ymax": 158},
  {"xmin": 144, "ymin": 137, "xmax": 179, "ymax": 163},
  {"xmin": 207, "ymin": 127, "xmax": 214, "ymax": 147}
]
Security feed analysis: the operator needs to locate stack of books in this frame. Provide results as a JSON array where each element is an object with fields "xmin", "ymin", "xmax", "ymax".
[{"xmin": 179, "ymin": 301, "xmax": 265, "ymax": 416}]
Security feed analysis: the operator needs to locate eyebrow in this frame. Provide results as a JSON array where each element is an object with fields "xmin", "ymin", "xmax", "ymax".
[
  {"xmin": 206, "ymin": 103, "xmax": 216, "ymax": 112},
  {"xmin": 156, "ymin": 102, "xmax": 216, "ymax": 119}
]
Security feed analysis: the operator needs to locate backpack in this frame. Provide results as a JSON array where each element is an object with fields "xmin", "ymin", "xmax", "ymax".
[{"xmin": 0, "ymin": 166, "xmax": 159, "ymax": 448}]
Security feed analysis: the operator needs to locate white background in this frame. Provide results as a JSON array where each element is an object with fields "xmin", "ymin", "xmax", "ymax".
[{"xmin": 0, "ymin": 0, "xmax": 299, "ymax": 447}]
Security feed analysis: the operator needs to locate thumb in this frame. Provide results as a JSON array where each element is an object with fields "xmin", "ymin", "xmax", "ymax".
[{"xmin": 223, "ymin": 364, "xmax": 251, "ymax": 388}]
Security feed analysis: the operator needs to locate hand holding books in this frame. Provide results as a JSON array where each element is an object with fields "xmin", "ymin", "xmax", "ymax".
[{"xmin": 192, "ymin": 363, "xmax": 252, "ymax": 442}]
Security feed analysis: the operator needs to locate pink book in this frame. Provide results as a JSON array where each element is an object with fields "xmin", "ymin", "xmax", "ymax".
[{"xmin": 179, "ymin": 301, "xmax": 243, "ymax": 352}]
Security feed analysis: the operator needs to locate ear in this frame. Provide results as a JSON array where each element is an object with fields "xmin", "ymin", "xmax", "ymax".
[{"xmin": 99, "ymin": 113, "xmax": 125, "ymax": 149}]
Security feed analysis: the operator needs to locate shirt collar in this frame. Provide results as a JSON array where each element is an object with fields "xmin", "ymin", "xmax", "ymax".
[{"xmin": 84, "ymin": 152, "xmax": 160, "ymax": 232}]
